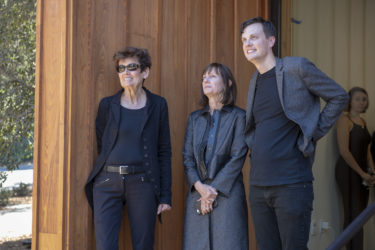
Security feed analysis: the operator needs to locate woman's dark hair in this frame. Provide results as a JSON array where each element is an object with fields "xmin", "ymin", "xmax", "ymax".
[
  {"xmin": 347, "ymin": 86, "xmax": 369, "ymax": 113},
  {"xmin": 240, "ymin": 16, "xmax": 276, "ymax": 38},
  {"xmin": 113, "ymin": 47, "xmax": 152, "ymax": 72},
  {"xmin": 199, "ymin": 63, "xmax": 237, "ymax": 107}
]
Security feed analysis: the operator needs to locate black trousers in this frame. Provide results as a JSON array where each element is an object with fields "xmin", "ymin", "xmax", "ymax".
[
  {"xmin": 336, "ymin": 162, "xmax": 369, "ymax": 250},
  {"xmin": 93, "ymin": 170, "xmax": 157, "ymax": 250}
]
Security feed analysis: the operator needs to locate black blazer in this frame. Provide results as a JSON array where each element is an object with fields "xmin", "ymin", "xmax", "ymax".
[{"xmin": 85, "ymin": 88, "xmax": 172, "ymax": 208}]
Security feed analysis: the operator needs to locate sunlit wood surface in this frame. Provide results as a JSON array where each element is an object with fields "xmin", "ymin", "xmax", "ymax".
[{"xmin": 33, "ymin": 0, "xmax": 268, "ymax": 249}]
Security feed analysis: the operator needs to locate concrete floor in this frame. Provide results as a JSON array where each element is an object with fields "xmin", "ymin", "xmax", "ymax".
[
  {"xmin": 0, "ymin": 204, "xmax": 32, "ymax": 240},
  {"xmin": 0, "ymin": 167, "xmax": 33, "ymax": 240}
]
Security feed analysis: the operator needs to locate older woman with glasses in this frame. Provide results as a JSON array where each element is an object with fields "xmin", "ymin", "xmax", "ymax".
[
  {"xmin": 183, "ymin": 63, "xmax": 249, "ymax": 250},
  {"xmin": 85, "ymin": 47, "xmax": 172, "ymax": 250}
]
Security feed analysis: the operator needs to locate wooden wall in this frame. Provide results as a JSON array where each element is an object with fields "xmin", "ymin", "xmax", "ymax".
[{"xmin": 33, "ymin": 0, "xmax": 268, "ymax": 249}]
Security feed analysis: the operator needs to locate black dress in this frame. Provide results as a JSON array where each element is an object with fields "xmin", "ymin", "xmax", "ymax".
[{"xmin": 335, "ymin": 117, "xmax": 371, "ymax": 250}]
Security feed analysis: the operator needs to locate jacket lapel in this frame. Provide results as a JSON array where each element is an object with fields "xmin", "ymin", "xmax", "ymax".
[
  {"xmin": 104, "ymin": 90, "xmax": 123, "ymax": 157},
  {"xmin": 110, "ymin": 90, "xmax": 122, "ymax": 125},
  {"xmin": 275, "ymin": 58, "xmax": 285, "ymax": 111},
  {"xmin": 194, "ymin": 108, "xmax": 209, "ymax": 148},
  {"xmin": 245, "ymin": 72, "xmax": 258, "ymax": 132},
  {"xmin": 214, "ymin": 106, "xmax": 233, "ymax": 152},
  {"xmin": 140, "ymin": 88, "xmax": 156, "ymax": 133}
]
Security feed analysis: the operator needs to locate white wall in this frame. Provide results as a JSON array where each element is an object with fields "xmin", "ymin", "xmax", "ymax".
[{"xmin": 291, "ymin": 0, "xmax": 375, "ymax": 249}]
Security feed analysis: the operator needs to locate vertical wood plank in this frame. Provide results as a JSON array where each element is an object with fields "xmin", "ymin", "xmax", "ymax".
[
  {"xmin": 33, "ymin": 1, "xmax": 267, "ymax": 249},
  {"xmin": 281, "ymin": 0, "xmax": 291, "ymax": 57},
  {"xmin": 32, "ymin": 0, "xmax": 42, "ymax": 247},
  {"xmin": 186, "ymin": 0, "xmax": 211, "ymax": 114},
  {"xmin": 33, "ymin": 0, "xmax": 70, "ymax": 249},
  {"xmin": 126, "ymin": 0, "xmax": 160, "ymax": 94},
  {"xmin": 158, "ymin": 0, "xmax": 189, "ymax": 248},
  {"xmin": 69, "ymin": 0, "xmax": 96, "ymax": 248},
  {"xmin": 38, "ymin": 0, "xmax": 65, "ymax": 236},
  {"xmin": 214, "ymin": 0, "xmax": 235, "ymax": 67}
]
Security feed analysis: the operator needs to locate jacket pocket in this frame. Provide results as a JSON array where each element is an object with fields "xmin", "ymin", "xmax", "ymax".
[
  {"xmin": 93, "ymin": 171, "xmax": 111, "ymax": 187},
  {"xmin": 93, "ymin": 177, "xmax": 111, "ymax": 187}
]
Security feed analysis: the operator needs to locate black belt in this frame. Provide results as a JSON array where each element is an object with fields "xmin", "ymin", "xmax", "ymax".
[{"xmin": 105, "ymin": 165, "xmax": 145, "ymax": 175}]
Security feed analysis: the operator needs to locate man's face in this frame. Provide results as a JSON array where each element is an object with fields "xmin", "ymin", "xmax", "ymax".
[{"xmin": 241, "ymin": 23, "xmax": 275, "ymax": 63}]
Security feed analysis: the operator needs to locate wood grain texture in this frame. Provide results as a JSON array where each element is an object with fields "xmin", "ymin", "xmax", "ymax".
[{"xmin": 33, "ymin": 0, "xmax": 267, "ymax": 249}]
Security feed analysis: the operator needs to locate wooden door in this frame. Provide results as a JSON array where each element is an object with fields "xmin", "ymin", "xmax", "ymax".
[{"xmin": 33, "ymin": 0, "xmax": 268, "ymax": 249}]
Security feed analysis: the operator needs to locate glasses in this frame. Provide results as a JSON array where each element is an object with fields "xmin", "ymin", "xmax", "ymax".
[{"xmin": 116, "ymin": 63, "xmax": 140, "ymax": 73}]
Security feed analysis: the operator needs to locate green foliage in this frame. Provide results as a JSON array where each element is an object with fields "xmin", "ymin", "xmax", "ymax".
[
  {"xmin": 0, "ymin": 172, "xmax": 7, "ymax": 187},
  {"xmin": 0, "ymin": 183, "xmax": 32, "ymax": 207},
  {"xmin": 12, "ymin": 182, "xmax": 32, "ymax": 197},
  {"xmin": 0, "ymin": 0, "xmax": 36, "ymax": 173},
  {"xmin": 0, "ymin": 188, "xmax": 11, "ymax": 207}
]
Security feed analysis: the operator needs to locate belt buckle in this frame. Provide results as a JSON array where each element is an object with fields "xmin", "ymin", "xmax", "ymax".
[{"xmin": 119, "ymin": 165, "xmax": 129, "ymax": 175}]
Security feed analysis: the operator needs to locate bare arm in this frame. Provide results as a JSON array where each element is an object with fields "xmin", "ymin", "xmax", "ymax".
[
  {"xmin": 337, "ymin": 115, "xmax": 373, "ymax": 183},
  {"xmin": 368, "ymin": 145, "xmax": 375, "ymax": 173}
]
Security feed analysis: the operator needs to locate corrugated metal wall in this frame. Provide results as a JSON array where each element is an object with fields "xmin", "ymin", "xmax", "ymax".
[{"xmin": 291, "ymin": 0, "xmax": 375, "ymax": 249}]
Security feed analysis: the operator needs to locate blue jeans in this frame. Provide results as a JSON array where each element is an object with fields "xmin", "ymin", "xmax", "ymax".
[{"xmin": 249, "ymin": 182, "xmax": 314, "ymax": 250}]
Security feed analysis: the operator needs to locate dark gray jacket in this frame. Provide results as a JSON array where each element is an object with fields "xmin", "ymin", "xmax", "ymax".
[
  {"xmin": 183, "ymin": 105, "xmax": 248, "ymax": 196},
  {"xmin": 182, "ymin": 105, "xmax": 249, "ymax": 250},
  {"xmin": 85, "ymin": 88, "xmax": 172, "ymax": 208},
  {"xmin": 246, "ymin": 57, "xmax": 349, "ymax": 157}
]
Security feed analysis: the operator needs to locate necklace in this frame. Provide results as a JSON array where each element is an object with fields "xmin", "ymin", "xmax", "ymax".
[{"xmin": 348, "ymin": 114, "xmax": 365, "ymax": 129}]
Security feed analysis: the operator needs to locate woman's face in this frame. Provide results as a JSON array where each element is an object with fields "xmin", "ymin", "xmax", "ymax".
[
  {"xmin": 202, "ymin": 69, "xmax": 225, "ymax": 98},
  {"xmin": 118, "ymin": 57, "xmax": 149, "ymax": 89},
  {"xmin": 350, "ymin": 91, "xmax": 368, "ymax": 113}
]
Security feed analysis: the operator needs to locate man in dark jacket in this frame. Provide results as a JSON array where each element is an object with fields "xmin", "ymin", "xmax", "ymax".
[{"xmin": 241, "ymin": 17, "xmax": 348, "ymax": 250}]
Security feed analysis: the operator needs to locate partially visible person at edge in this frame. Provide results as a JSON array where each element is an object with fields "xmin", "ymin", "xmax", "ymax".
[
  {"xmin": 241, "ymin": 17, "xmax": 349, "ymax": 250},
  {"xmin": 335, "ymin": 87, "xmax": 375, "ymax": 250},
  {"xmin": 84, "ymin": 47, "xmax": 172, "ymax": 250},
  {"xmin": 371, "ymin": 131, "xmax": 375, "ymax": 164},
  {"xmin": 182, "ymin": 63, "xmax": 249, "ymax": 250}
]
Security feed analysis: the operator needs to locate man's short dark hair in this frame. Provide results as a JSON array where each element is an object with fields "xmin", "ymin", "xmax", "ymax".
[
  {"xmin": 199, "ymin": 63, "xmax": 237, "ymax": 107},
  {"xmin": 113, "ymin": 47, "xmax": 152, "ymax": 72},
  {"xmin": 240, "ymin": 17, "xmax": 276, "ymax": 38}
]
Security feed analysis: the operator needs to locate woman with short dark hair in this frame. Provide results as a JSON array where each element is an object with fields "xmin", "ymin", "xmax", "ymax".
[
  {"xmin": 85, "ymin": 46, "xmax": 172, "ymax": 250},
  {"xmin": 183, "ymin": 63, "xmax": 249, "ymax": 250}
]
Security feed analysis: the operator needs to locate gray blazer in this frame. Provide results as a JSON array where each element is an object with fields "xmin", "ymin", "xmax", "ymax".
[
  {"xmin": 245, "ymin": 57, "xmax": 349, "ymax": 157},
  {"xmin": 182, "ymin": 105, "xmax": 249, "ymax": 250},
  {"xmin": 183, "ymin": 105, "xmax": 248, "ymax": 197}
]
